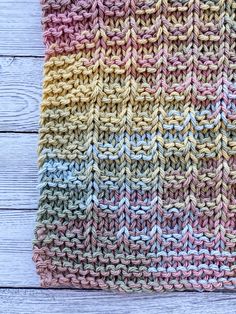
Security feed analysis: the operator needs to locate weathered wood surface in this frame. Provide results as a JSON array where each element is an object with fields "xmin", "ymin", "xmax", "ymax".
[
  {"xmin": 0, "ymin": 57, "xmax": 42, "ymax": 132},
  {"xmin": 0, "ymin": 134, "xmax": 38, "ymax": 209},
  {"xmin": 0, "ymin": 210, "xmax": 39, "ymax": 287},
  {"xmin": 0, "ymin": 1, "xmax": 44, "ymax": 56},
  {"xmin": 1, "ymin": 289, "xmax": 236, "ymax": 314}
]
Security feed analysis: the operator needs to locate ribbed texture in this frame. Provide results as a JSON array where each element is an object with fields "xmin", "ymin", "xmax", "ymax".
[{"xmin": 33, "ymin": 0, "xmax": 236, "ymax": 292}]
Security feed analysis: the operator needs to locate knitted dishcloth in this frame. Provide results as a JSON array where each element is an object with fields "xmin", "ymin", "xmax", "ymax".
[{"xmin": 33, "ymin": 0, "xmax": 236, "ymax": 292}]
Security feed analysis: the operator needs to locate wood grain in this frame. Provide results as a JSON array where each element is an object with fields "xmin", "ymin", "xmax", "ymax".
[
  {"xmin": 0, "ymin": 288, "xmax": 236, "ymax": 314},
  {"xmin": 0, "ymin": 1, "xmax": 43, "ymax": 56},
  {"xmin": 0, "ymin": 134, "xmax": 38, "ymax": 209},
  {"xmin": 0, "ymin": 57, "xmax": 42, "ymax": 132},
  {"xmin": 0, "ymin": 210, "xmax": 39, "ymax": 287}
]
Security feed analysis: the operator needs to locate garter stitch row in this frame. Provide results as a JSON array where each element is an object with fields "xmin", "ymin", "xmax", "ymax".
[{"xmin": 33, "ymin": 0, "xmax": 236, "ymax": 292}]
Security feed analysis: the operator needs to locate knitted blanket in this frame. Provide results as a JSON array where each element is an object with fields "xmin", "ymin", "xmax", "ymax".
[{"xmin": 33, "ymin": 0, "xmax": 236, "ymax": 292}]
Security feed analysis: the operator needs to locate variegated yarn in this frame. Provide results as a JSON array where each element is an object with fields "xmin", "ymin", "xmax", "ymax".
[{"xmin": 33, "ymin": 0, "xmax": 236, "ymax": 292}]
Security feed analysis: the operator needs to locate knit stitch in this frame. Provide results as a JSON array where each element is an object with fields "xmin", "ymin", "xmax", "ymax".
[{"xmin": 33, "ymin": 0, "xmax": 236, "ymax": 292}]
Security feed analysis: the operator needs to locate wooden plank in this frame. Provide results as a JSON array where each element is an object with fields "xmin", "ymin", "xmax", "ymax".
[
  {"xmin": 0, "ymin": 57, "xmax": 42, "ymax": 132},
  {"xmin": 0, "ymin": 210, "xmax": 39, "ymax": 287},
  {"xmin": 0, "ymin": 134, "xmax": 38, "ymax": 209},
  {"xmin": 0, "ymin": 1, "xmax": 43, "ymax": 56},
  {"xmin": 0, "ymin": 289, "xmax": 236, "ymax": 314}
]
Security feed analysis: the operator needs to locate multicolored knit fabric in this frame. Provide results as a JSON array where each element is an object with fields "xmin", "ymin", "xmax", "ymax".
[{"xmin": 33, "ymin": 0, "xmax": 236, "ymax": 292}]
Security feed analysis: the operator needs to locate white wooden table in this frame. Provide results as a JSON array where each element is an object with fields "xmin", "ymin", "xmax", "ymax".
[{"xmin": 0, "ymin": 1, "xmax": 235, "ymax": 313}]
